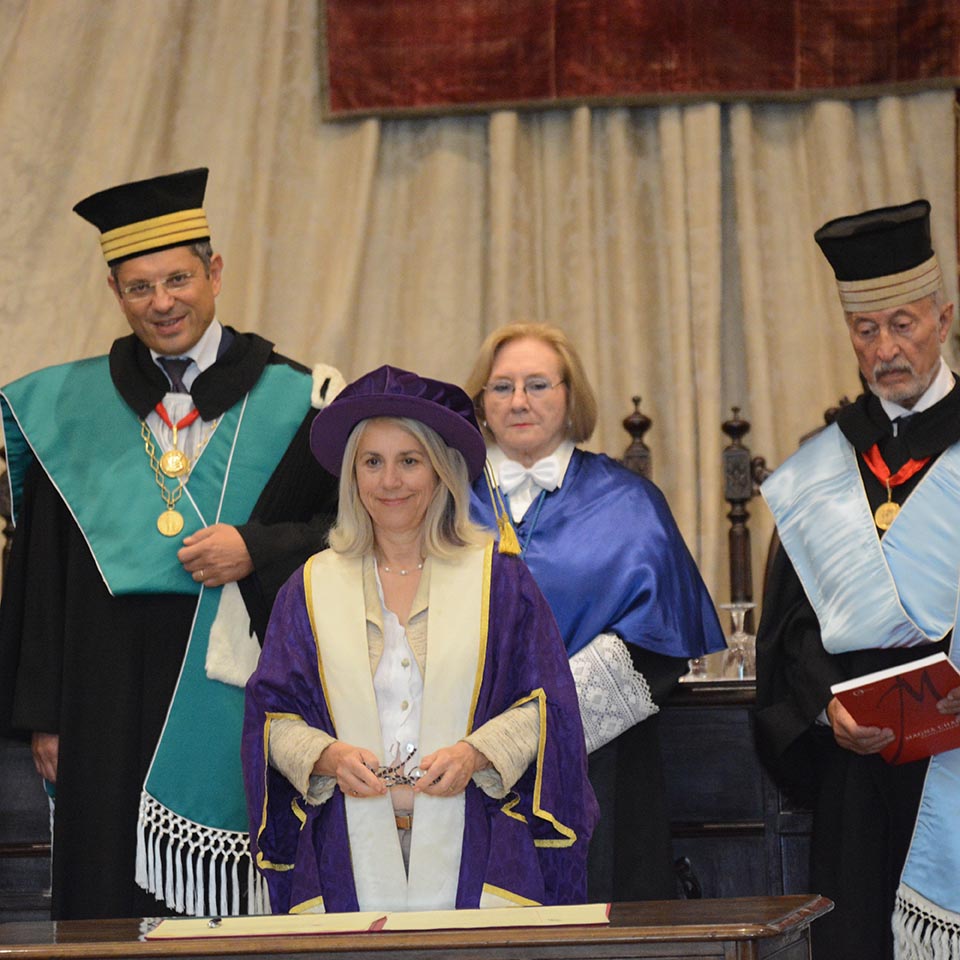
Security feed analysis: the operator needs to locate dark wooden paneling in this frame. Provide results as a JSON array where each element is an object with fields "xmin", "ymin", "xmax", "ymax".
[
  {"xmin": 0, "ymin": 737, "xmax": 51, "ymax": 920},
  {"xmin": 672, "ymin": 835, "xmax": 769, "ymax": 898},
  {"xmin": 660, "ymin": 681, "xmax": 813, "ymax": 900},
  {"xmin": 662, "ymin": 704, "xmax": 764, "ymax": 821}
]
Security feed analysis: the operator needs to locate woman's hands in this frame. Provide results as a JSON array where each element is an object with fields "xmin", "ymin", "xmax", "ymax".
[
  {"xmin": 319, "ymin": 739, "xmax": 492, "ymax": 798},
  {"xmin": 315, "ymin": 741, "xmax": 386, "ymax": 798},
  {"xmin": 415, "ymin": 741, "xmax": 491, "ymax": 796}
]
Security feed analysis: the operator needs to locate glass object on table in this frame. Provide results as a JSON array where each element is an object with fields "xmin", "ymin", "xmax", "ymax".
[
  {"xmin": 684, "ymin": 652, "xmax": 710, "ymax": 681},
  {"xmin": 719, "ymin": 601, "xmax": 757, "ymax": 680}
]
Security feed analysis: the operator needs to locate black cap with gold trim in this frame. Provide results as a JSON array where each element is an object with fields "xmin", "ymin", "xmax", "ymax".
[
  {"xmin": 814, "ymin": 199, "xmax": 941, "ymax": 313},
  {"xmin": 73, "ymin": 167, "xmax": 211, "ymax": 265}
]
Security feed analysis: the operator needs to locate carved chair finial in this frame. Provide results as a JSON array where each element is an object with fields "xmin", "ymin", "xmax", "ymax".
[
  {"xmin": 721, "ymin": 408, "xmax": 754, "ymax": 623},
  {"xmin": 621, "ymin": 396, "xmax": 652, "ymax": 479}
]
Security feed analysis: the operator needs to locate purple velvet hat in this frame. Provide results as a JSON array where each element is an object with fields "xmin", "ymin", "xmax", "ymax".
[{"xmin": 310, "ymin": 365, "xmax": 487, "ymax": 480}]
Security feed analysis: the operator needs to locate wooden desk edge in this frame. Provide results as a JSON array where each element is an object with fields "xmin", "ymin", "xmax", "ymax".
[{"xmin": 0, "ymin": 896, "xmax": 834, "ymax": 957}]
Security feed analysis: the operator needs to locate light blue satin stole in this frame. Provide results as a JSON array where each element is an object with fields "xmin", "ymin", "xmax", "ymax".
[
  {"xmin": 900, "ymin": 600, "xmax": 960, "ymax": 915},
  {"xmin": 761, "ymin": 423, "xmax": 960, "ymax": 654}
]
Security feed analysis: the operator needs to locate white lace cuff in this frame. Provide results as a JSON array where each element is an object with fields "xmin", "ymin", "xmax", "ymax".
[{"xmin": 569, "ymin": 632, "xmax": 658, "ymax": 753}]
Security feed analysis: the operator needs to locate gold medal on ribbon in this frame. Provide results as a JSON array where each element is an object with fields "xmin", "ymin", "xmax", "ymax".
[
  {"xmin": 874, "ymin": 500, "xmax": 900, "ymax": 531},
  {"xmin": 862, "ymin": 445, "xmax": 930, "ymax": 533},
  {"xmin": 159, "ymin": 448, "xmax": 189, "ymax": 478},
  {"xmin": 157, "ymin": 508, "xmax": 185, "ymax": 537}
]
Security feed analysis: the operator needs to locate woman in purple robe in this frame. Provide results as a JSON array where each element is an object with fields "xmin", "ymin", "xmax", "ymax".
[
  {"xmin": 243, "ymin": 365, "xmax": 597, "ymax": 914},
  {"xmin": 466, "ymin": 324, "xmax": 725, "ymax": 903}
]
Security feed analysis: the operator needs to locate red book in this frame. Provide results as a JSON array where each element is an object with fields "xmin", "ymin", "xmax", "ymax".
[{"xmin": 830, "ymin": 652, "xmax": 960, "ymax": 764}]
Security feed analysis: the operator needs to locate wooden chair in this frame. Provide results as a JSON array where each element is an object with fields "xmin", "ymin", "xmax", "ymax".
[
  {"xmin": 619, "ymin": 396, "xmax": 653, "ymax": 479},
  {"xmin": 619, "ymin": 401, "xmax": 765, "ymax": 630},
  {"xmin": 616, "ymin": 399, "xmax": 817, "ymax": 901}
]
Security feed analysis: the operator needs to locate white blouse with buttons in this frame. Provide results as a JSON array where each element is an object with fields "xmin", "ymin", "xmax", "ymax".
[{"xmin": 372, "ymin": 564, "xmax": 423, "ymax": 771}]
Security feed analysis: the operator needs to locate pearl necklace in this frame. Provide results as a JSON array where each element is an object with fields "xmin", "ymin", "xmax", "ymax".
[{"xmin": 379, "ymin": 559, "xmax": 424, "ymax": 576}]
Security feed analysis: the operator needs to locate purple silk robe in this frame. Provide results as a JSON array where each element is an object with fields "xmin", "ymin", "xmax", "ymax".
[{"xmin": 243, "ymin": 548, "xmax": 597, "ymax": 913}]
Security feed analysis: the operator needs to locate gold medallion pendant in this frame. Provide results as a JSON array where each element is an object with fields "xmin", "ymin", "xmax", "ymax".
[
  {"xmin": 159, "ymin": 448, "xmax": 189, "ymax": 478},
  {"xmin": 874, "ymin": 501, "xmax": 900, "ymax": 531},
  {"xmin": 157, "ymin": 509, "xmax": 185, "ymax": 537},
  {"xmin": 141, "ymin": 419, "xmax": 191, "ymax": 537}
]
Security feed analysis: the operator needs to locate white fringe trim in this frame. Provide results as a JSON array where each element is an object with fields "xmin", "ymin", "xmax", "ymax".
[
  {"xmin": 895, "ymin": 882, "xmax": 960, "ymax": 959},
  {"xmin": 136, "ymin": 791, "xmax": 267, "ymax": 916}
]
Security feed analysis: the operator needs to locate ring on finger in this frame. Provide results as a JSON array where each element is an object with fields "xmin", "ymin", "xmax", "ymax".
[{"xmin": 198, "ymin": 568, "xmax": 205, "ymax": 581}]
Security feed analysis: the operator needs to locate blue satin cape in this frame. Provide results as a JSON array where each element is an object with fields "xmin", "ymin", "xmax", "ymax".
[{"xmin": 470, "ymin": 449, "xmax": 724, "ymax": 659}]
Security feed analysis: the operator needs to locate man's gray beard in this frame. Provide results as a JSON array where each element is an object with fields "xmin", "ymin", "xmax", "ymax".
[{"xmin": 868, "ymin": 361, "xmax": 938, "ymax": 408}]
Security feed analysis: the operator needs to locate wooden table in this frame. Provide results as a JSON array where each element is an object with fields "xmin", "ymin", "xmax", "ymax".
[{"xmin": 0, "ymin": 895, "xmax": 832, "ymax": 959}]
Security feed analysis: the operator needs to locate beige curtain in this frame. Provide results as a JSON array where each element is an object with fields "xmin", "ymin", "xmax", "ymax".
[{"xmin": 1, "ymin": 0, "xmax": 957, "ymax": 611}]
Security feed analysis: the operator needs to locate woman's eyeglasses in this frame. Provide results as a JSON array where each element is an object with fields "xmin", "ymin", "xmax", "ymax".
[{"xmin": 483, "ymin": 377, "xmax": 565, "ymax": 400}]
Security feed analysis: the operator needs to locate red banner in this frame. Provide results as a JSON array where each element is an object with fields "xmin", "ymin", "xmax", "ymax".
[{"xmin": 322, "ymin": 0, "xmax": 960, "ymax": 118}]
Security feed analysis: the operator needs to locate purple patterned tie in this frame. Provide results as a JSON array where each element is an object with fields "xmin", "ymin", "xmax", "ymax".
[{"xmin": 158, "ymin": 356, "xmax": 191, "ymax": 393}]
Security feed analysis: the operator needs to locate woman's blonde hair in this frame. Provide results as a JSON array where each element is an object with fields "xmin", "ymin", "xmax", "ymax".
[
  {"xmin": 328, "ymin": 417, "xmax": 491, "ymax": 559},
  {"xmin": 464, "ymin": 322, "xmax": 598, "ymax": 444}
]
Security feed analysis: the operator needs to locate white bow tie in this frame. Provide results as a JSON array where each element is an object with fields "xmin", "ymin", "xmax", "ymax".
[{"xmin": 499, "ymin": 457, "xmax": 561, "ymax": 496}]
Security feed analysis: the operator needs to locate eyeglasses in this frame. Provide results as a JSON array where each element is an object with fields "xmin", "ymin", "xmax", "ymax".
[
  {"xmin": 119, "ymin": 271, "xmax": 198, "ymax": 302},
  {"xmin": 483, "ymin": 377, "xmax": 565, "ymax": 400},
  {"xmin": 365, "ymin": 743, "xmax": 424, "ymax": 787}
]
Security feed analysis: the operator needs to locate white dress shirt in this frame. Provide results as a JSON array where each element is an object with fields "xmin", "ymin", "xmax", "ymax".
[
  {"xmin": 879, "ymin": 356, "xmax": 955, "ymax": 432},
  {"xmin": 145, "ymin": 319, "xmax": 223, "ymax": 468}
]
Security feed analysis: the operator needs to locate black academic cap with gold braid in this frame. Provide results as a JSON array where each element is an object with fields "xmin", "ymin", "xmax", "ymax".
[
  {"xmin": 814, "ymin": 199, "xmax": 941, "ymax": 313},
  {"xmin": 73, "ymin": 167, "xmax": 211, "ymax": 265}
]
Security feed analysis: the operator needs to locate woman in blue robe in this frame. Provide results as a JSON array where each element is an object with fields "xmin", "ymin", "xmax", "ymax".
[{"xmin": 467, "ymin": 324, "xmax": 725, "ymax": 902}]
